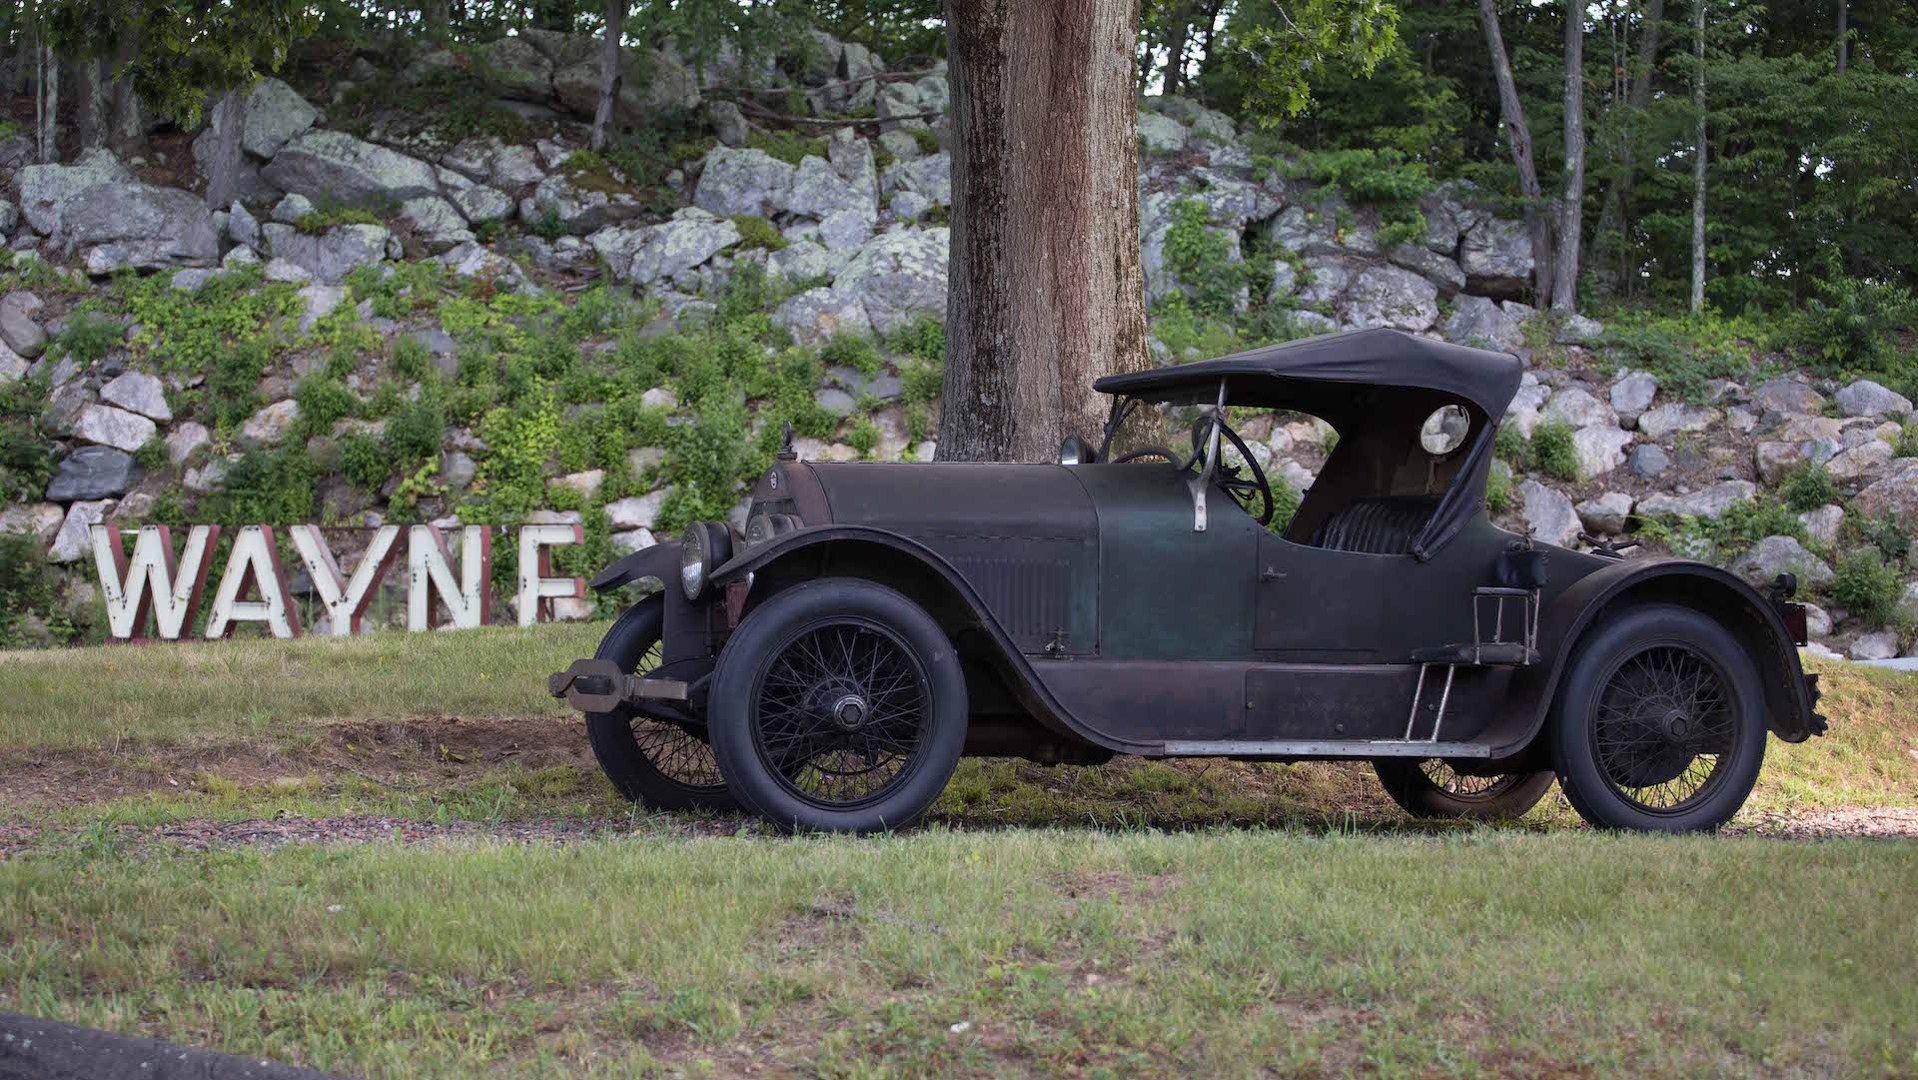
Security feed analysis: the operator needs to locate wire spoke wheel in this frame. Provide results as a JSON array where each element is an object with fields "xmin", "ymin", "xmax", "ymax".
[
  {"xmin": 1417, "ymin": 760, "xmax": 1525, "ymax": 801},
  {"xmin": 622, "ymin": 639, "xmax": 726, "ymax": 791},
  {"xmin": 1591, "ymin": 644, "xmax": 1736, "ymax": 814},
  {"xmin": 750, "ymin": 619, "xmax": 932, "ymax": 810}
]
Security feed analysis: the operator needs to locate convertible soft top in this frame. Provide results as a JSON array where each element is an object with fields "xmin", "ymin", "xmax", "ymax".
[{"xmin": 1092, "ymin": 328, "xmax": 1523, "ymax": 422}]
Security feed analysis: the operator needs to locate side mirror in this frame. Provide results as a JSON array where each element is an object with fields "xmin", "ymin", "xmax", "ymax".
[{"xmin": 1058, "ymin": 435, "xmax": 1097, "ymax": 466}]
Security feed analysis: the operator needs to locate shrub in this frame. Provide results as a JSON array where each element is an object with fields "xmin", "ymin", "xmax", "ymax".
[
  {"xmin": 1529, "ymin": 420, "xmax": 1579, "ymax": 482},
  {"xmin": 1832, "ymin": 548, "xmax": 1902, "ymax": 627},
  {"xmin": 1778, "ymin": 464, "xmax": 1838, "ymax": 513},
  {"xmin": 294, "ymin": 375, "xmax": 357, "ymax": 437},
  {"xmin": 888, "ymin": 317, "xmax": 947, "ymax": 365},
  {"xmin": 54, "ymin": 312, "xmax": 126, "ymax": 364},
  {"xmin": 820, "ymin": 333, "xmax": 882, "ymax": 375},
  {"xmin": 1485, "ymin": 461, "xmax": 1513, "ymax": 513},
  {"xmin": 1794, "ymin": 278, "xmax": 1916, "ymax": 373},
  {"xmin": 199, "ymin": 449, "xmax": 320, "ymax": 525},
  {"xmin": 0, "ymin": 532, "xmax": 80, "ymax": 648},
  {"xmin": 730, "ymin": 214, "xmax": 788, "ymax": 252},
  {"xmin": 745, "ymin": 130, "xmax": 828, "ymax": 166},
  {"xmin": 338, "ymin": 433, "xmax": 390, "ymax": 492},
  {"xmin": 0, "ymin": 381, "xmax": 52, "ymax": 503},
  {"xmin": 1856, "ymin": 511, "xmax": 1912, "ymax": 564}
]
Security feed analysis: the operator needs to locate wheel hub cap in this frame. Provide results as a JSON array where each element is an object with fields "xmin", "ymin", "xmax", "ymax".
[{"xmin": 829, "ymin": 694, "xmax": 869, "ymax": 731}]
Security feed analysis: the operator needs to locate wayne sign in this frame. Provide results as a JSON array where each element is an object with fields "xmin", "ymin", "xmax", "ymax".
[{"xmin": 89, "ymin": 523, "xmax": 590, "ymax": 641}]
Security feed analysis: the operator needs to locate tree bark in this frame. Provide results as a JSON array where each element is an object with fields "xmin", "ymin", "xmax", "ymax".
[
  {"xmin": 1162, "ymin": 3, "xmax": 1191, "ymax": 95},
  {"xmin": 1477, "ymin": 0, "xmax": 1553, "ymax": 307},
  {"xmin": 939, "ymin": 0, "xmax": 1150, "ymax": 464},
  {"xmin": 423, "ymin": 0, "xmax": 452, "ymax": 42},
  {"xmin": 1835, "ymin": 0, "xmax": 1848, "ymax": 73},
  {"xmin": 590, "ymin": 0, "xmax": 625, "ymax": 151},
  {"xmin": 1690, "ymin": 0, "xmax": 1707, "ymax": 313},
  {"xmin": 1552, "ymin": 0, "xmax": 1586, "ymax": 313},
  {"xmin": 75, "ymin": 55, "xmax": 106, "ymax": 150},
  {"xmin": 204, "ymin": 86, "xmax": 245, "ymax": 209},
  {"xmin": 35, "ymin": 41, "xmax": 58, "ymax": 163},
  {"xmin": 1593, "ymin": 0, "xmax": 1663, "ymax": 294},
  {"xmin": 108, "ymin": 23, "xmax": 146, "ymax": 157}
]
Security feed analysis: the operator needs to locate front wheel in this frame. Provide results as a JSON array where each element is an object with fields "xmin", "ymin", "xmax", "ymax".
[
  {"xmin": 706, "ymin": 579, "xmax": 968, "ymax": 834},
  {"xmin": 1550, "ymin": 603, "xmax": 1768, "ymax": 833},
  {"xmin": 584, "ymin": 597, "xmax": 736, "ymax": 812},
  {"xmin": 1373, "ymin": 759, "xmax": 1555, "ymax": 821}
]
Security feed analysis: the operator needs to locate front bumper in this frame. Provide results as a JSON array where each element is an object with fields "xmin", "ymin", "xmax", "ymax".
[{"xmin": 549, "ymin": 658, "xmax": 689, "ymax": 715}]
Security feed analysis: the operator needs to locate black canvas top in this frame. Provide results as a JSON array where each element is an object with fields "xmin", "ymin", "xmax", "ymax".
[{"xmin": 1093, "ymin": 328, "xmax": 1523, "ymax": 421}]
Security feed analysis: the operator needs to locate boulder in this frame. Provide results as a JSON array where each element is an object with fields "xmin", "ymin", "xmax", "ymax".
[
  {"xmin": 478, "ymin": 36, "xmax": 556, "ymax": 101},
  {"xmin": 877, "ymin": 130, "xmax": 924, "ymax": 162},
  {"xmin": 12, "ymin": 148, "xmax": 133, "ymax": 235},
  {"xmin": 1458, "ymin": 216, "xmax": 1533, "ymax": 297},
  {"xmin": 1340, "ymin": 264, "xmax": 1438, "ymax": 332},
  {"xmin": 880, "ymin": 152, "xmax": 952, "ymax": 208},
  {"xmin": 262, "ymin": 222, "xmax": 391, "ymax": 285},
  {"xmin": 1517, "ymin": 479, "xmax": 1580, "ymax": 547},
  {"xmin": 452, "ymin": 185, "xmax": 515, "ymax": 224},
  {"xmin": 1824, "ymin": 440, "xmax": 1895, "ymax": 488},
  {"xmin": 1835, "ymin": 379, "xmax": 1913, "ymax": 419},
  {"xmin": 438, "ymin": 241, "xmax": 531, "ymax": 290},
  {"xmin": 1849, "ymin": 631, "xmax": 1899, "ymax": 662},
  {"xmin": 0, "ymin": 293, "xmax": 46, "ymax": 359},
  {"xmin": 296, "ymin": 283, "xmax": 347, "ymax": 333},
  {"xmin": 552, "ymin": 47, "xmax": 700, "ymax": 121},
  {"xmin": 1542, "ymin": 386, "xmax": 1617, "ymax": 431},
  {"xmin": 1627, "ymin": 443, "xmax": 1671, "ymax": 479},
  {"xmin": 1137, "ymin": 112, "xmax": 1187, "ymax": 155},
  {"xmin": 1636, "ymin": 480, "xmax": 1758, "ymax": 520},
  {"xmin": 45, "ymin": 446, "xmax": 143, "ymax": 501},
  {"xmin": 1731, "ymin": 536, "xmax": 1834, "ymax": 589},
  {"xmin": 396, "ymin": 195, "xmax": 475, "ymax": 252},
  {"xmin": 1571, "ymin": 426, "xmax": 1633, "ymax": 480},
  {"xmin": 1553, "ymin": 313, "xmax": 1605, "ymax": 345},
  {"xmin": 1441, "ymin": 294, "xmax": 1524, "ymax": 353},
  {"xmin": 1635, "ymin": 402, "xmax": 1717, "ymax": 440},
  {"xmin": 1751, "ymin": 378, "xmax": 1825, "ymax": 416},
  {"xmin": 766, "ymin": 239, "xmax": 852, "ymax": 284},
  {"xmin": 0, "ymin": 340, "xmax": 26, "ymax": 383},
  {"xmin": 1610, "ymin": 370, "xmax": 1658, "ymax": 425},
  {"xmin": 1384, "ymin": 245, "xmax": 1465, "ymax": 294},
  {"xmin": 99, "ymin": 371, "xmax": 171, "ymax": 422},
  {"xmin": 784, "ymin": 154, "xmax": 875, "ymax": 223},
  {"xmin": 890, "ymin": 190, "xmax": 933, "ymax": 222},
  {"xmin": 1851, "ymin": 458, "xmax": 1918, "ymax": 529},
  {"xmin": 774, "ymin": 286, "xmax": 873, "ymax": 346},
  {"xmin": 165, "ymin": 422, "xmax": 211, "ymax": 466},
  {"xmin": 442, "ymin": 137, "xmax": 547, "ymax": 190},
  {"xmin": 58, "ymin": 182, "xmax": 221, "ymax": 272},
  {"xmin": 832, "ymin": 227, "xmax": 949, "ymax": 336},
  {"xmin": 49, "ymin": 499, "xmax": 112, "ymax": 563},
  {"xmin": 272, "ymin": 193, "xmax": 316, "ymax": 223},
  {"xmin": 588, "ymin": 208, "xmax": 740, "ymax": 287},
  {"xmin": 0, "ymin": 502, "xmax": 64, "ymax": 544},
  {"xmin": 521, "ymin": 172, "xmax": 643, "ymax": 233},
  {"xmin": 606, "ymin": 489, "xmax": 668, "ymax": 531},
  {"xmin": 261, "ymin": 129, "xmax": 442, "ymax": 207},
  {"xmin": 214, "ymin": 77, "xmax": 320, "ymax": 159},
  {"xmin": 1799, "ymin": 504, "xmax": 1844, "ymax": 548},
  {"xmin": 694, "ymin": 147, "xmax": 794, "ymax": 218},
  {"xmin": 241, "ymin": 399, "xmax": 301, "ymax": 446},
  {"xmin": 73, "ymin": 404, "xmax": 156, "ymax": 453},
  {"xmin": 1575, "ymin": 492, "xmax": 1634, "ymax": 536}
]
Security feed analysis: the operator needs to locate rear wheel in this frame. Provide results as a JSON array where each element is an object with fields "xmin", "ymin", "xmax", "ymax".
[
  {"xmin": 1373, "ymin": 759, "xmax": 1555, "ymax": 821},
  {"xmin": 1550, "ymin": 603, "xmax": 1767, "ymax": 833},
  {"xmin": 584, "ymin": 597, "xmax": 735, "ymax": 812},
  {"xmin": 707, "ymin": 579, "xmax": 967, "ymax": 833}
]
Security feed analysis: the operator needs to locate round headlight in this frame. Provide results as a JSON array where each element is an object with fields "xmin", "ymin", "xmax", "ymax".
[{"xmin": 679, "ymin": 525, "xmax": 708, "ymax": 601}]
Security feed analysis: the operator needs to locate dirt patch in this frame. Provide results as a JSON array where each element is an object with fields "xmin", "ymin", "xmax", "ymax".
[
  {"xmin": 1731, "ymin": 806, "xmax": 1918, "ymax": 839},
  {"xmin": 0, "ymin": 715, "xmax": 592, "ymax": 810}
]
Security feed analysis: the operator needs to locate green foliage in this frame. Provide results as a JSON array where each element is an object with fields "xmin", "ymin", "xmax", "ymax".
[
  {"xmin": 0, "ymin": 379, "xmax": 52, "ymax": 505},
  {"xmin": 1485, "ymin": 462, "xmax": 1513, "ymax": 514},
  {"xmin": 1267, "ymin": 473, "xmax": 1303, "ymax": 535},
  {"xmin": 1213, "ymin": 0, "xmax": 1400, "ymax": 124},
  {"xmin": 819, "ymin": 334, "xmax": 882, "ymax": 375},
  {"xmin": 120, "ymin": 267, "xmax": 300, "ymax": 430},
  {"xmin": 1856, "ymin": 512, "xmax": 1913, "ymax": 566},
  {"xmin": 1832, "ymin": 549, "xmax": 1902, "ymax": 628},
  {"xmin": 887, "ymin": 318, "xmax": 947, "ymax": 366},
  {"xmin": 1528, "ymin": 420, "xmax": 1579, "ymax": 482},
  {"xmin": 337, "ymin": 433, "xmax": 389, "ymax": 493},
  {"xmin": 1791, "ymin": 279, "xmax": 1917, "ymax": 376},
  {"xmin": 1165, "ymin": 198, "xmax": 1244, "ymax": 318},
  {"xmin": 0, "ymin": 533, "xmax": 82, "ymax": 649},
  {"xmin": 471, "ymin": 392, "xmax": 562, "ymax": 519},
  {"xmin": 198, "ymin": 448, "xmax": 319, "ymax": 525},
  {"xmin": 730, "ymin": 214, "xmax": 788, "ymax": 252},
  {"xmin": 294, "ymin": 374, "xmax": 357, "ymax": 437},
  {"xmin": 294, "ymin": 206, "xmax": 383, "ymax": 235},
  {"xmin": 745, "ymin": 130, "xmax": 829, "ymax": 166},
  {"xmin": 1778, "ymin": 465, "xmax": 1838, "ymax": 514},
  {"xmin": 52, "ymin": 312, "xmax": 126, "ymax": 365},
  {"xmin": 1282, "ymin": 148, "xmax": 1431, "ymax": 248},
  {"xmin": 1596, "ymin": 312, "xmax": 1783, "ymax": 404}
]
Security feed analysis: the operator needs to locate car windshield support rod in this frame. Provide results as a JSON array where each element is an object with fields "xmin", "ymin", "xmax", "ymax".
[{"xmin": 1188, "ymin": 379, "xmax": 1228, "ymax": 532}]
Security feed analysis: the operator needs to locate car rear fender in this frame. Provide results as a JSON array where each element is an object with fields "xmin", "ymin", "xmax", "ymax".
[
  {"xmin": 710, "ymin": 526, "xmax": 1154, "ymax": 755},
  {"xmin": 1486, "ymin": 558, "xmax": 1823, "ymax": 758}
]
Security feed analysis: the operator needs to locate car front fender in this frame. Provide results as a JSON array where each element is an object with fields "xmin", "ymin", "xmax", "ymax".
[
  {"xmin": 589, "ymin": 541, "xmax": 682, "ymax": 593},
  {"xmin": 1488, "ymin": 557, "xmax": 1824, "ymax": 758}
]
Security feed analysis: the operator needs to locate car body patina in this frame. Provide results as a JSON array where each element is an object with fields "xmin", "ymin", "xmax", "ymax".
[{"xmin": 552, "ymin": 328, "xmax": 1825, "ymax": 834}]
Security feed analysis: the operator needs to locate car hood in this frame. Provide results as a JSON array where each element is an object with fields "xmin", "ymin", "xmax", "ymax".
[{"xmin": 803, "ymin": 462, "xmax": 1097, "ymax": 544}]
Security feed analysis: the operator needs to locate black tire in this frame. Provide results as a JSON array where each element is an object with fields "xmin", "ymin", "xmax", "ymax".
[
  {"xmin": 1373, "ymin": 759, "xmax": 1555, "ymax": 821},
  {"xmin": 584, "ymin": 597, "xmax": 736, "ymax": 812},
  {"xmin": 706, "ymin": 579, "xmax": 968, "ymax": 834},
  {"xmin": 1550, "ymin": 603, "xmax": 1768, "ymax": 833}
]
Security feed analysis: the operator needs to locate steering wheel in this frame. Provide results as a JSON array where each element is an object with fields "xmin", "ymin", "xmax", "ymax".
[{"xmin": 1189, "ymin": 415, "xmax": 1275, "ymax": 526}]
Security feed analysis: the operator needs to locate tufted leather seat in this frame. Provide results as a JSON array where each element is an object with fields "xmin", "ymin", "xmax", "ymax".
[{"xmin": 1308, "ymin": 496, "xmax": 1440, "ymax": 555}]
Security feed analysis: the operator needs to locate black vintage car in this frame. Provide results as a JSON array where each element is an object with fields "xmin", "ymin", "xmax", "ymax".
[{"xmin": 551, "ymin": 328, "xmax": 1825, "ymax": 834}]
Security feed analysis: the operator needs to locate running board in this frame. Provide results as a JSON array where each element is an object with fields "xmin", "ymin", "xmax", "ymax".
[{"xmin": 1158, "ymin": 739, "xmax": 1493, "ymax": 759}]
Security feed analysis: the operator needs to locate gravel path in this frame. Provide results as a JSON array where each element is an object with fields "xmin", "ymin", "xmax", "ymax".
[{"xmin": 4, "ymin": 808, "xmax": 1915, "ymax": 857}]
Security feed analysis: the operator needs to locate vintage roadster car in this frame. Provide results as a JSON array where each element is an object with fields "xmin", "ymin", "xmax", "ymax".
[{"xmin": 551, "ymin": 328, "xmax": 1825, "ymax": 834}]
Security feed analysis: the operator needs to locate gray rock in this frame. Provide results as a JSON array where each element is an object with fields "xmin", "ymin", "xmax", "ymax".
[
  {"xmin": 271, "ymin": 193, "xmax": 316, "ymax": 223},
  {"xmin": 440, "ymin": 449, "xmax": 478, "ymax": 491},
  {"xmin": 1341, "ymin": 264, "xmax": 1438, "ymax": 332},
  {"xmin": 694, "ymin": 147, "xmax": 794, "ymax": 218},
  {"xmin": 49, "ymin": 499, "xmax": 113, "ymax": 563},
  {"xmin": 64, "ymin": 184, "xmax": 222, "ymax": 273},
  {"xmin": 774, "ymin": 286, "xmax": 873, "ymax": 346},
  {"xmin": 227, "ymin": 200, "xmax": 263, "ymax": 252},
  {"xmin": 165, "ymin": 421, "xmax": 210, "ymax": 466},
  {"xmin": 0, "ymin": 340, "xmax": 26, "ymax": 383},
  {"xmin": 1732, "ymin": 535, "xmax": 1834, "ymax": 588},
  {"xmin": 442, "ymin": 137, "xmax": 546, "ymax": 190},
  {"xmin": 1458, "ymin": 216, "xmax": 1534, "ymax": 297},
  {"xmin": 261, "ymin": 129, "xmax": 442, "ymax": 207},
  {"xmin": 438, "ymin": 241, "xmax": 531, "ymax": 290},
  {"xmin": 1752, "ymin": 378, "xmax": 1825, "ymax": 416},
  {"xmin": 877, "ymin": 130, "xmax": 924, "ymax": 162},
  {"xmin": 832, "ymin": 226, "xmax": 949, "ymax": 336},
  {"xmin": 1628, "ymin": 443, "xmax": 1672, "ymax": 479},
  {"xmin": 1518, "ymin": 479, "xmax": 1580, "ymax": 547},
  {"xmin": 73, "ymin": 404, "xmax": 156, "ymax": 452},
  {"xmin": 1850, "ymin": 630, "xmax": 1899, "ymax": 661},
  {"xmin": 1635, "ymin": 402, "xmax": 1717, "ymax": 440},
  {"xmin": 1804, "ymin": 603, "xmax": 1832, "ymax": 640},
  {"xmin": 0, "ymin": 292, "xmax": 46, "ymax": 358},
  {"xmin": 815, "ymin": 207, "xmax": 875, "ymax": 252},
  {"xmin": 241, "ymin": 399, "xmax": 301, "ymax": 446},
  {"xmin": 99, "ymin": 371, "xmax": 171, "ymax": 422},
  {"xmin": 1835, "ymin": 379, "xmax": 1913, "ymax": 419},
  {"xmin": 589, "ymin": 208, "xmax": 740, "ymax": 287},
  {"xmin": 890, "ymin": 190, "xmax": 933, "ymax": 222},
  {"xmin": 1850, "ymin": 458, "xmax": 1918, "ymax": 529},
  {"xmin": 1571, "ymin": 426, "xmax": 1633, "ymax": 480},
  {"xmin": 1298, "ymin": 254, "xmax": 1361, "ymax": 308},
  {"xmin": 12, "ymin": 148, "xmax": 132, "ymax": 235},
  {"xmin": 0, "ymin": 201, "xmax": 15, "ymax": 236},
  {"xmin": 1553, "ymin": 313, "xmax": 1604, "ymax": 345},
  {"xmin": 1825, "ymin": 440, "xmax": 1895, "ymax": 488},
  {"xmin": 785, "ymin": 154, "xmax": 875, "ymax": 223},
  {"xmin": 1137, "ymin": 111, "xmax": 1187, "ymax": 155},
  {"xmin": 766, "ymin": 240, "xmax": 852, "ymax": 284},
  {"xmin": 520, "ymin": 171, "xmax": 642, "ymax": 233},
  {"xmin": 214, "ymin": 77, "xmax": 320, "ymax": 159},
  {"xmin": 478, "ymin": 36, "xmax": 555, "ymax": 101},
  {"xmin": 0, "ymin": 502, "xmax": 64, "ymax": 544},
  {"xmin": 1610, "ymin": 370, "xmax": 1658, "ymax": 425},
  {"xmin": 263, "ymin": 257, "xmax": 313, "ymax": 284},
  {"xmin": 296, "ymin": 283, "xmax": 347, "ymax": 333},
  {"xmin": 396, "ymin": 195, "xmax": 474, "ymax": 252},
  {"xmin": 876, "ymin": 80, "xmax": 924, "ymax": 129},
  {"xmin": 1385, "ymin": 245, "xmax": 1465, "ymax": 294},
  {"xmin": 552, "ymin": 47, "xmax": 700, "ymax": 121},
  {"xmin": 46, "ymin": 445, "xmax": 143, "ymax": 500},
  {"xmin": 1441, "ymin": 294, "xmax": 1523, "ymax": 353},
  {"xmin": 1542, "ymin": 387, "xmax": 1617, "ymax": 431},
  {"xmin": 879, "ymin": 152, "xmax": 951, "ymax": 208},
  {"xmin": 814, "ymin": 387, "xmax": 857, "ymax": 417},
  {"xmin": 1799, "ymin": 504, "xmax": 1844, "ymax": 548},
  {"xmin": 640, "ymin": 386, "xmax": 679, "ymax": 411},
  {"xmin": 262, "ymin": 222, "xmax": 390, "ymax": 284},
  {"xmin": 606, "ymin": 489, "xmax": 668, "ymax": 530},
  {"xmin": 451, "ymin": 184, "xmax": 514, "ymax": 224},
  {"xmin": 1637, "ymin": 480, "xmax": 1758, "ymax": 520},
  {"xmin": 1575, "ymin": 492, "xmax": 1634, "ymax": 536}
]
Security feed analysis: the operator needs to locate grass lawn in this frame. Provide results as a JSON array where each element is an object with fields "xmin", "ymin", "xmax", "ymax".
[{"xmin": 2, "ymin": 626, "xmax": 1916, "ymax": 1076}]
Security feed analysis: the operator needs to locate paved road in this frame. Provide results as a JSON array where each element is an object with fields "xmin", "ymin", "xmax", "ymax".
[{"xmin": 0, "ymin": 1012, "xmax": 343, "ymax": 1079}]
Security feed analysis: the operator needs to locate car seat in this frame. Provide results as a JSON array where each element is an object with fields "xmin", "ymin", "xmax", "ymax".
[{"xmin": 1308, "ymin": 496, "xmax": 1440, "ymax": 555}]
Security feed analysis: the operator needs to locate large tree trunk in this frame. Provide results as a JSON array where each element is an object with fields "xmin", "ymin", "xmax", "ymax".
[
  {"xmin": 204, "ymin": 86, "xmax": 245, "ymax": 209},
  {"xmin": 1552, "ymin": 1, "xmax": 1586, "ymax": 313},
  {"xmin": 1690, "ymin": 0, "xmax": 1707, "ymax": 312},
  {"xmin": 423, "ymin": 0, "xmax": 452, "ymax": 42},
  {"xmin": 109, "ymin": 24, "xmax": 146, "ymax": 157},
  {"xmin": 590, "ymin": 0, "xmax": 625, "ymax": 151},
  {"xmin": 1162, "ymin": 3, "xmax": 1191, "ymax": 95},
  {"xmin": 1477, "ymin": 0, "xmax": 1553, "ymax": 307},
  {"xmin": 939, "ymin": 0, "xmax": 1150, "ymax": 464},
  {"xmin": 75, "ymin": 56, "xmax": 106, "ymax": 151},
  {"xmin": 35, "ymin": 41, "xmax": 58, "ymax": 163},
  {"xmin": 1593, "ymin": 0, "xmax": 1663, "ymax": 294},
  {"xmin": 1835, "ymin": 0, "xmax": 1848, "ymax": 73}
]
